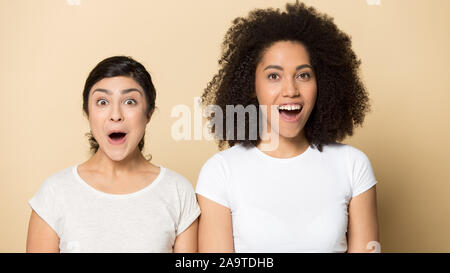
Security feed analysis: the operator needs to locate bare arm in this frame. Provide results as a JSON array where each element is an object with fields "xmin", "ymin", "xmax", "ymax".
[
  {"xmin": 173, "ymin": 218, "xmax": 199, "ymax": 253},
  {"xmin": 26, "ymin": 210, "xmax": 60, "ymax": 253},
  {"xmin": 197, "ymin": 194, "xmax": 234, "ymax": 252},
  {"xmin": 346, "ymin": 185, "xmax": 380, "ymax": 253}
]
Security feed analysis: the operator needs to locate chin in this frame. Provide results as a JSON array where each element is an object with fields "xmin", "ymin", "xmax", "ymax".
[
  {"xmin": 104, "ymin": 149, "xmax": 130, "ymax": 162},
  {"xmin": 276, "ymin": 125, "xmax": 303, "ymax": 139},
  {"xmin": 279, "ymin": 131, "xmax": 302, "ymax": 140}
]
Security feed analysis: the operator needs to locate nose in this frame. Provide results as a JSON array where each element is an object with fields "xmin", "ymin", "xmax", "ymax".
[
  {"xmin": 110, "ymin": 103, "xmax": 123, "ymax": 122},
  {"xmin": 281, "ymin": 77, "xmax": 300, "ymax": 98}
]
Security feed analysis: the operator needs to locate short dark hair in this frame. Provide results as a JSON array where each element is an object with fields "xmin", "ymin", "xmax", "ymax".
[
  {"xmin": 82, "ymin": 56, "xmax": 156, "ymax": 154},
  {"xmin": 201, "ymin": 1, "xmax": 371, "ymax": 152}
]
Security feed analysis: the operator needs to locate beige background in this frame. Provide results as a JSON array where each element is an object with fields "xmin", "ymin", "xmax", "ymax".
[{"xmin": 1, "ymin": 0, "xmax": 449, "ymax": 252}]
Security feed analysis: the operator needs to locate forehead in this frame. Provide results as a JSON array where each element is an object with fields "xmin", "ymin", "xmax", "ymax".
[
  {"xmin": 90, "ymin": 76, "xmax": 142, "ymax": 95},
  {"xmin": 258, "ymin": 41, "xmax": 311, "ymax": 66}
]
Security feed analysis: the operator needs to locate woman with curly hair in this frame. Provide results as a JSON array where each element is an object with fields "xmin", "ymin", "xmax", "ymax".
[
  {"xmin": 196, "ymin": 1, "xmax": 379, "ymax": 253},
  {"xmin": 26, "ymin": 56, "xmax": 200, "ymax": 252}
]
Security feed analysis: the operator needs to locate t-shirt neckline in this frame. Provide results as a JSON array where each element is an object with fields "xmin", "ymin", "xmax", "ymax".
[
  {"xmin": 251, "ymin": 144, "xmax": 313, "ymax": 162},
  {"xmin": 72, "ymin": 163, "xmax": 166, "ymax": 199}
]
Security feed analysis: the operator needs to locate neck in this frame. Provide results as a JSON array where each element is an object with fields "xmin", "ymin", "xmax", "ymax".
[
  {"xmin": 86, "ymin": 147, "xmax": 150, "ymax": 176},
  {"xmin": 257, "ymin": 131, "xmax": 310, "ymax": 159}
]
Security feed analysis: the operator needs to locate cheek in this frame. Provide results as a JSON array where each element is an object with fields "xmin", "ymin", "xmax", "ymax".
[
  {"xmin": 88, "ymin": 102, "xmax": 106, "ymax": 118},
  {"xmin": 88, "ymin": 111, "xmax": 106, "ymax": 130},
  {"xmin": 88, "ymin": 117, "xmax": 105, "ymax": 142},
  {"xmin": 127, "ymin": 108, "xmax": 145, "ymax": 119},
  {"xmin": 303, "ymin": 82, "xmax": 317, "ymax": 105},
  {"xmin": 125, "ymin": 110, "xmax": 149, "ymax": 129},
  {"xmin": 255, "ymin": 81, "xmax": 278, "ymax": 105}
]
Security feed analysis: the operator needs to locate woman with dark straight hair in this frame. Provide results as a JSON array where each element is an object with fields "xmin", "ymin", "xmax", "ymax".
[{"xmin": 27, "ymin": 56, "xmax": 200, "ymax": 253}]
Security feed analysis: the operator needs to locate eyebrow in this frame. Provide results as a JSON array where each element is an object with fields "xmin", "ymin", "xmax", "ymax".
[
  {"xmin": 263, "ymin": 64, "xmax": 313, "ymax": 71},
  {"xmin": 92, "ymin": 88, "xmax": 143, "ymax": 96}
]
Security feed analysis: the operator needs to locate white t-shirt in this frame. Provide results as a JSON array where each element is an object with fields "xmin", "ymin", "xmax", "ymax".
[
  {"xmin": 28, "ymin": 164, "xmax": 201, "ymax": 253},
  {"xmin": 195, "ymin": 143, "xmax": 378, "ymax": 253}
]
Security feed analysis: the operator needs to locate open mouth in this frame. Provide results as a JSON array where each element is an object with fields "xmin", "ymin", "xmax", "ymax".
[
  {"xmin": 108, "ymin": 132, "xmax": 127, "ymax": 144},
  {"xmin": 278, "ymin": 104, "xmax": 303, "ymax": 122}
]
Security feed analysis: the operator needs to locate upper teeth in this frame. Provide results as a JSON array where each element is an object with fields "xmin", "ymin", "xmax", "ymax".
[{"xmin": 278, "ymin": 104, "xmax": 302, "ymax": 111}]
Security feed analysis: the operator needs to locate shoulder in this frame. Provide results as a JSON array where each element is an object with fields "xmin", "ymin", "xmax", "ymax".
[
  {"xmin": 29, "ymin": 165, "xmax": 77, "ymax": 217},
  {"xmin": 320, "ymin": 143, "xmax": 370, "ymax": 160},
  {"xmin": 341, "ymin": 144, "xmax": 371, "ymax": 163},
  {"xmin": 39, "ymin": 165, "xmax": 77, "ymax": 192},
  {"xmin": 196, "ymin": 147, "xmax": 248, "ymax": 188},
  {"xmin": 332, "ymin": 144, "xmax": 375, "ymax": 182},
  {"xmin": 317, "ymin": 144, "xmax": 374, "ymax": 176},
  {"xmin": 201, "ymin": 144, "xmax": 253, "ymax": 169},
  {"xmin": 161, "ymin": 167, "xmax": 195, "ymax": 193}
]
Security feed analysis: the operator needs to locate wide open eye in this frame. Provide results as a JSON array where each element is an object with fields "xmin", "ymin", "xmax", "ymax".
[
  {"xmin": 97, "ymin": 99, "xmax": 108, "ymax": 106},
  {"xmin": 124, "ymin": 99, "xmax": 136, "ymax": 105}
]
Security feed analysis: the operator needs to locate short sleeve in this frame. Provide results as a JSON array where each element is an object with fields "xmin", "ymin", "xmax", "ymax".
[
  {"xmin": 347, "ymin": 146, "xmax": 378, "ymax": 198},
  {"xmin": 195, "ymin": 154, "xmax": 230, "ymax": 208},
  {"xmin": 176, "ymin": 178, "xmax": 201, "ymax": 236},
  {"xmin": 28, "ymin": 178, "xmax": 61, "ymax": 234}
]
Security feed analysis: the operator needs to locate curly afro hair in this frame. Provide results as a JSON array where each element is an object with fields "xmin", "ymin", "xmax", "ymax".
[{"xmin": 201, "ymin": 1, "xmax": 371, "ymax": 152}]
